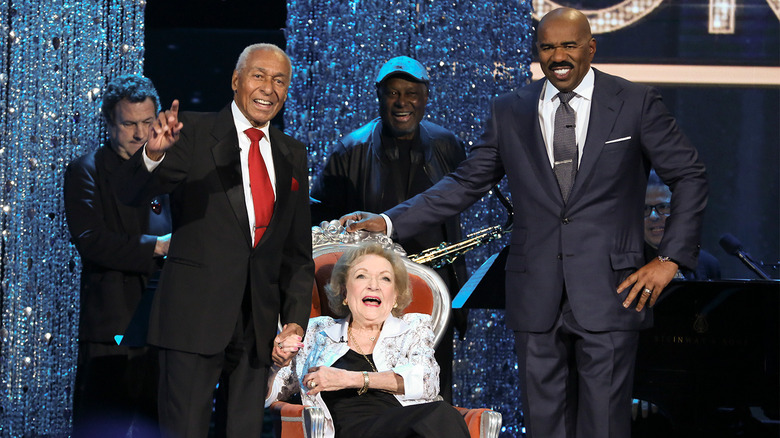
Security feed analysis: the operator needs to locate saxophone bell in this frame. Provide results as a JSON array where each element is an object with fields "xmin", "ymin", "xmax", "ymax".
[{"xmin": 408, "ymin": 185, "xmax": 513, "ymax": 268}]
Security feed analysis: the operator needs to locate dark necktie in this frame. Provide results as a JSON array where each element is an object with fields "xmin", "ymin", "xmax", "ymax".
[
  {"xmin": 244, "ymin": 128, "xmax": 274, "ymax": 246},
  {"xmin": 553, "ymin": 91, "xmax": 578, "ymax": 203}
]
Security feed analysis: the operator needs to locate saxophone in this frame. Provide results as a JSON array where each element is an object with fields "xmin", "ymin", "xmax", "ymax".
[
  {"xmin": 409, "ymin": 225, "xmax": 506, "ymax": 268},
  {"xmin": 409, "ymin": 186, "xmax": 513, "ymax": 268}
]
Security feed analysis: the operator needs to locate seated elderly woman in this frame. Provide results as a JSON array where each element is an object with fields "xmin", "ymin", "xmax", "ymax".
[{"xmin": 266, "ymin": 242, "xmax": 469, "ymax": 438}]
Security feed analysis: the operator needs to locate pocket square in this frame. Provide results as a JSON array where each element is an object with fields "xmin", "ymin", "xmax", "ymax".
[
  {"xmin": 291, "ymin": 177, "xmax": 299, "ymax": 191},
  {"xmin": 605, "ymin": 136, "xmax": 631, "ymax": 145}
]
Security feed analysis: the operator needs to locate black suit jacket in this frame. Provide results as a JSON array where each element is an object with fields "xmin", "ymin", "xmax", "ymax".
[
  {"xmin": 386, "ymin": 69, "xmax": 708, "ymax": 332},
  {"xmin": 64, "ymin": 146, "xmax": 169, "ymax": 343},
  {"xmin": 114, "ymin": 105, "xmax": 313, "ymax": 364}
]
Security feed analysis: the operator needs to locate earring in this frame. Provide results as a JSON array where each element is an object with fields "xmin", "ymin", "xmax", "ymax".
[
  {"xmin": 342, "ymin": 299, "xmax": 347, "ymax": 306},
  {"xmin": 393, "ymin": 302, "xmax": 398, "ymax": 309}
]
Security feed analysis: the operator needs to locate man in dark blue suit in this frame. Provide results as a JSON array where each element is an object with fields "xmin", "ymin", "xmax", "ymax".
[{"xmin": 343, "ymin": 8, "xmax": 708, "ymax": 438}]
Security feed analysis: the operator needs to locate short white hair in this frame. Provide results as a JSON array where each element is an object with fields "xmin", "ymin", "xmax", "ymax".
[{"xmin": 235, "ymin": 43, "xmax": 291, "ymax": 73}]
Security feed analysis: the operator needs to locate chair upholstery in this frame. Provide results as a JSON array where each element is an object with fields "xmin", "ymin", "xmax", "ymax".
[
  {"xmin": 454, "ymin": 407, "xmax": 503, "ymax": 438},
  {"xmin": 270, "ymin": 403, "xmax": 325, "ymax": 438},
  {"xmin": 270, "ymin": 224, "xmax": 502, "ymax": 438}
]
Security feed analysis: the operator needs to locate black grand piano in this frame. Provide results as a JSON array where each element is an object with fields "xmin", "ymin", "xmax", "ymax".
[
  {"xmin": 455, "ymin": 252, "xmax": 779, "ymax": 437},
  {"xmin": 632, "ymin": 279, "xmax": 779, "ymax": 437}
]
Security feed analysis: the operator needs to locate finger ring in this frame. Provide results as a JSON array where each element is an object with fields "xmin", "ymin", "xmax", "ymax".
[
  {"xmin": 308, "ymin": 380, "xmax": 316, "ymax": 389},
  {"xmin": 643, "ymin": 288, "xmax": 652, "ymax": 295},
  {"xmin": 277, "ymin": 342, "xmax": 284, "ymax": 349}
]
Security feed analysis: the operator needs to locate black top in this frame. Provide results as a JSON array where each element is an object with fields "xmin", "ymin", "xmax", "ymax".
[
  {"xmin": 321, "ymin": 349, "xmax": 402, "ymax": 432},
  {"xmin": 320, "ymin": 349, "xmax": 471, "ymax": 438}
]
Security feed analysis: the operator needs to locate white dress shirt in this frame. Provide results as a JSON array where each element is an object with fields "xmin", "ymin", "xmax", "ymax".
[
  {"xmin": 143, "ymin": 101, "xmax": 277, "ymax": 243},
  {"xmin": 538, "ymin": 67, "xmax": 595, "ymax": 168},
  {"xmin": 231, "ymin": 102, "xmax": 277, "ymax": 243}
]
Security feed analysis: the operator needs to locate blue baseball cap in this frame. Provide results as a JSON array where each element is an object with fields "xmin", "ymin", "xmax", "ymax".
[{"xmin": 375, "ymin": 56, "xmax": 429, "ymax": 85}]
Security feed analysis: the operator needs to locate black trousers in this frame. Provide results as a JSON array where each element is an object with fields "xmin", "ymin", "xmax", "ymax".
[
  {"xmin": 339, "ymin": 400, "xmax": 470, "ymax": 438},
  {"xmin": 157, "ymin": 291, "xmax": 268, "ymax": 438}
]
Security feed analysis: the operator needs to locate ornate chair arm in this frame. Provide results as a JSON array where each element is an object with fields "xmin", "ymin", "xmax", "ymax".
[
  {"xmin": 269, "ymin": 401, "xmax": 326, "ymax": 438},
  {"xmin": 454, "ymin": 407, "xmax": 503, "ymax": 438}
]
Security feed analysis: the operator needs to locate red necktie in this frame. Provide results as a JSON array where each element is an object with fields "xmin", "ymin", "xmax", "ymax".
[{"xmin": 244, "ymin": 128, "xmax": 274, "ymax": 246}]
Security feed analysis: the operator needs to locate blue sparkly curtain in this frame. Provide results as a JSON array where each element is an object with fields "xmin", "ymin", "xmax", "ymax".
[
  {"xmin": 0, "ymin": 1, "xmax": 145, "ymax": 434},
  {"xmin": 286, "ymin": 1, "xmax": 534, "ymax": 435}
]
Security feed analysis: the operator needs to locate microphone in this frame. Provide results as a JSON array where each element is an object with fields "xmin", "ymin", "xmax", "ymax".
[{"xmin": 719, "ymin": 233, "xmax": 771, "ymax": 280}]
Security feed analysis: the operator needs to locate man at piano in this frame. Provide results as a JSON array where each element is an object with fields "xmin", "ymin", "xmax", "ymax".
[
  {"xmin": 632, "ymin": 170, "xmax": 723, "ymax": 435},
  {"xmin": 644, "ymin": 170, "xmax": 720, "ymax": 281}
]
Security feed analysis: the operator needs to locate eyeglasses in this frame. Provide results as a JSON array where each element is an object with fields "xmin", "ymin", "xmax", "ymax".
[{"xmin": 644, "ymin": 202, "xmax": 671, "ymax": 217}]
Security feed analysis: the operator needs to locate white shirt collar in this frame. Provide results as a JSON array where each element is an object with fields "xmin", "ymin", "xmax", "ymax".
[
  {"xmin": 541, "ymin": 67, "xmax": 595, "ymax": 103},
  {"xmin": 231, "ymin": 101, "xmax": 270, "ymax": 145},
  {"xmin": 322, "ymin": 315, "xmax": 410, "ymax": 342}
]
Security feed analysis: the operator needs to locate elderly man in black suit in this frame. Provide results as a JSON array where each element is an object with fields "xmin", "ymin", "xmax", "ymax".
[
  {"xmin": 65, "ymin": 74, "xmax": 171, "ymax": 436},
  {"xmin": 114, "ymin": 44, "xmax": 313, "ymax": 437},
  {"xmin": 343, "ymin": 8, "xmax": 708, "ymax": 438}
]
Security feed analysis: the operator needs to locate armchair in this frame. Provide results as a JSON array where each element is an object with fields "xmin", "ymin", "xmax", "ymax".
[{"xmin": 269, "ymin": 224, "xmax": 502, "ymax": 438}]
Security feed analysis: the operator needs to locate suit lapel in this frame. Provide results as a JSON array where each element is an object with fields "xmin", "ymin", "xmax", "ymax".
[
  {"xmin": 569, "ymin": 70, "xmax": 623, "ymax": 202},
  {"xmin": 98, "ymin": 146, "xmax": 145, "ymax": 233},
  {"xmin": 511, "ymin": 82, "xmax": 563, "ymax": 205},
  {"xmin": 210, "ymin": 106, "xmax": 252, "ymax": 247},
  {"xmin": 258, "ymin": 126, "xmax": 294, "ymax": 247}
]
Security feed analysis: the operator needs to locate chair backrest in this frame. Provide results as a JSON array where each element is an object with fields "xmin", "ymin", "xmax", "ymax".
[{"xmin": 310, "ymin": 224, "xmax": 451, "ymax": 347}]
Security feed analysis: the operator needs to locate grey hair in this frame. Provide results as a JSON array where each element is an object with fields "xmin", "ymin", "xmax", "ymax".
[
  {"xmin": 647, "ymin": 169, "xmax": 666, "ymax": 189},
  {"xmin": 325, "ymin": 242, "xmax": 412, "ymax": 318},
  {"xmin": 235, "ymin": 43, "xmax": 291, "ymax": 73}
]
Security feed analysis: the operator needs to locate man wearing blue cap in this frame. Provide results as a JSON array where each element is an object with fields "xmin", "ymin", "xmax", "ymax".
[{"xmin": 311, "ymin": 56, "xmax": 466, "ymax": 402}]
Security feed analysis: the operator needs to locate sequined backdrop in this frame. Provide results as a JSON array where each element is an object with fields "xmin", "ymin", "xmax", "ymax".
[
  {"xmin": 285, "ymin": 1, "xmax": 534, "ymax": 435},
  {"xmin": 0, "ymin": 1, "xmax": 146, "ymax": 434}
]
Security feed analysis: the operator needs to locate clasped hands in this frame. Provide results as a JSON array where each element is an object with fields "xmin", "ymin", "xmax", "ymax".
[
  {"xmin": 271, "ymin": 324, "xmax": 378, "ymax": 395},
  {"xmin": 272, "ymin": 323, "xmax": 304, "ymax": 367}
]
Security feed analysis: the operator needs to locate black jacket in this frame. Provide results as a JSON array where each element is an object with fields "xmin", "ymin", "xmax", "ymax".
[
  {"xmin": 64, "ymin": 146, "xmax": 170, "ymax": 343},
  {"xmin": 311, "ymin": 118, "xmax": 467, "ymax": 289},
  {"xmin": 113, "ymin": 106, "xmax": 313, "ymax": 359}
]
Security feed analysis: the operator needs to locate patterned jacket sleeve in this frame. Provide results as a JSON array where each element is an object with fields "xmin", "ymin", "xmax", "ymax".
[
  {"xmin": 387, "ymin": 314, "xmax": 439, "ymax": 401},
  {"xmin": 265, "ymin": 317, "xmax": 335, "ymax": 407},
  {"xmin": 265, "ymin": 361, "xmax": 298, "ymax": 408}
]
